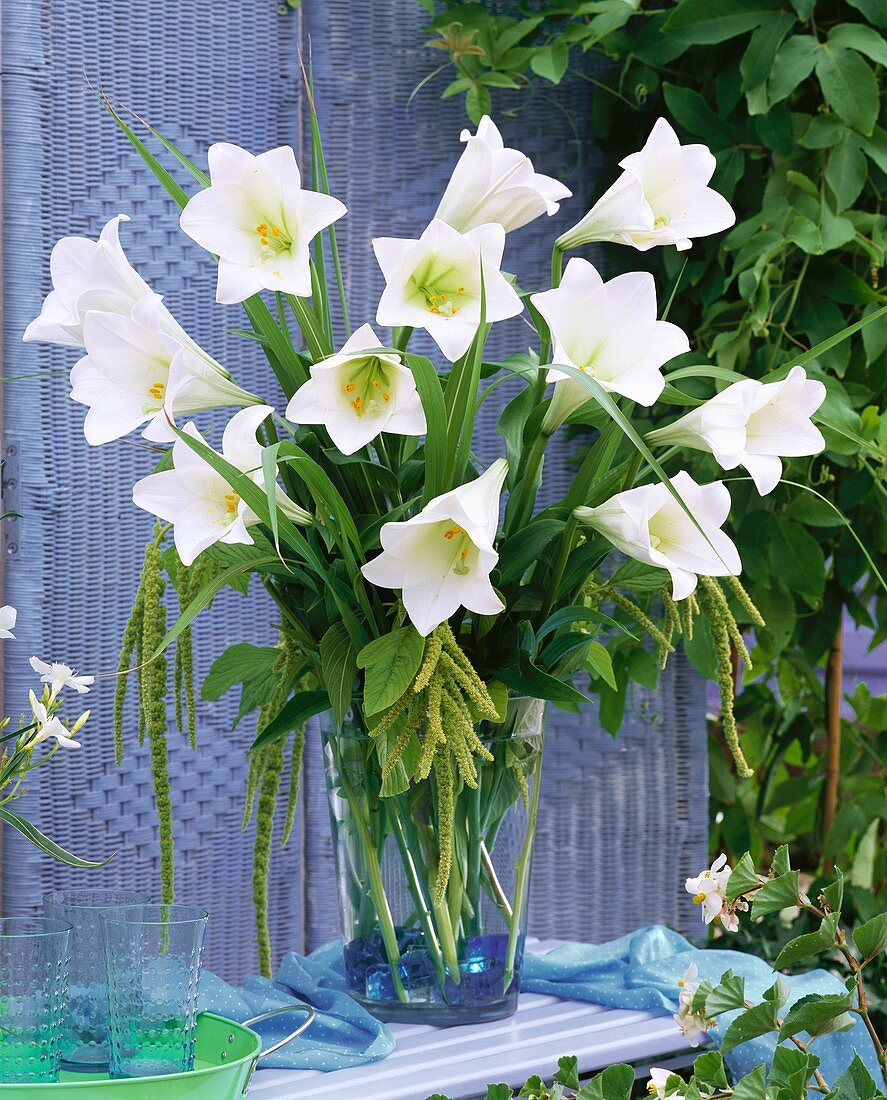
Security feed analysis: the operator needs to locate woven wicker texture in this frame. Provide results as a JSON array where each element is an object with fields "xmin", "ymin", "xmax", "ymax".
[{"xmin": 2, "ymin": 0, "xmax": 708, "ymax": 980}]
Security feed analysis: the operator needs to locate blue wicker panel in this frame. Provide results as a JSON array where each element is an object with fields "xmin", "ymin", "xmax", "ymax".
[{"xmin": 1, "ymin": 0, "xmax": 304, "ymax": 981}]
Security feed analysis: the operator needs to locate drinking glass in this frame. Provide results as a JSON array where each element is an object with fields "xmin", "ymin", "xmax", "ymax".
[
  {"xmin": 0, "ymin": 917, "xmax": 71, "ymax": 1084},
  {"xmin": 44, "ymin": 889, "xmax": 150, "ymax": 1070},
  {"xmin": 101, "ymin": 904, "xmax": 208, "ymax": 1079}
]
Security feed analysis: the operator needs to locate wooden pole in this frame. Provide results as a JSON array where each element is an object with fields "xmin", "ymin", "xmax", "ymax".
[{"xmin": 823, "ymin": 617, "xmax": 843, "ymax": 873}]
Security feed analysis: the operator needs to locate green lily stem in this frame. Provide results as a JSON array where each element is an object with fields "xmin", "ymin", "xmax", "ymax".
[
  {"xmin": 539, "ymin": 243, "xmax": 565, "ymax": 365},
  {"xmin": 386, "ymin": 800, "xmax": 447, "ymax": 987},
  {"xmin": 466, "ymin": 778, "xmax": 484, "ymax": 937},
  {"xmin": 543, "ymin": 515, "xmax": 578, "ymax": 620},
  {"xmin": 332, "ymin": 743, "xmax": 407, "ymax": 1003},
  {"xmin": 503, "ymin": 745, "xmax": 543, "ymax": 992},
  {"xmin": 505, "ymin": 432, "xmax": 548, "ymax": 534},
  {"xmin": 393, "ymin": 326, "xmax": 414, "ymax": 352},
  {"xmin": 480, "ymin": 841, "xmax": 513, "ymax": 921}
]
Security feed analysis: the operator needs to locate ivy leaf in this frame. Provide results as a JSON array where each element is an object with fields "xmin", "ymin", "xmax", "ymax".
[
  {"xmin": 721, "ymin": 987, "xmax": 782, "ymax": 1053},
  {"xmin": 822, "ymin": 867, "xmax": 845, "ymax": 917},
  {"xmin": 727, "ymin": 851, "xmax": 760, "ymax": 901},
  {"xmin": 357, "ymin": 626, "xmax": 426, "ymax": 716},
  {"xmin": 691, "ymin": 1051, "xmax": 729, "ymax": 1090},
  {"xmin": 853, "ymin": 912, "xmax": 887, "ymax": 962},
  {"xmin": 705, "ymin": 971, "xmax": 747, "ymax": 1014},
  {"xmin": 751, "ymin": 870, "xmax": 801, "ymax": 918},
  {"xmin": 772, "ymin": 845, "xmax": 792, "ymax": 876},
  {"xmin": 484, "ymin": 1087, "xmax": 514, "ymax": 1100},
  {"xmin": 816, "ymin": 46, "xmax": 879, "ymax": 135},
  {"xmin": 730, "ymin": 1065, "xmax": 768, "ymax": 1100},
  {"xmin": 831, "ymin": 1053, "xmax": 886, "ymax": 1100},
  {"xmin": 555, "ymin": 1056, "xmax": 579, "ymax": 1090},
  {"xmin": 774, "ymin": 913, "xmax": 840, "ymax": 968},
  {"xmin": 576, "ymin": 1064, "xmax": 635, "ymax": 1100},
  {"xmin": 778, "ymin": 992, "xmax": 856, "ymax": 1042},
  {"xmin": 770, "ymin": 1046, "xmax": 821, "ymax": 1094}
]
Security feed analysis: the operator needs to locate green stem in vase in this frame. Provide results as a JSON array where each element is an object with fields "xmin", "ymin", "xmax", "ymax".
[
  {"xmin": 503, "ymin": 743, "xmax": 543, "ymax": 993},
  {"xmin": 386, "ymin": 798, "xmax": 447, "ymax": 987},
  {"xmin": 331, "ymin": 739, "xmax": 408, "ymax": 1003},
  {"xmin": 466, "ymin": 777, "xmax": 484, "ymax": 937}
]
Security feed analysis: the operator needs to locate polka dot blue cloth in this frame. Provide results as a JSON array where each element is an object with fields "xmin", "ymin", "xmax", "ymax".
[{"xmin": 200, "ymin": 926, "xmax": 883, "ymax": 1083}]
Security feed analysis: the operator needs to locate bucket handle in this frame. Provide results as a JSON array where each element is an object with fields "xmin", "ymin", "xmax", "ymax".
[{"xmin": 244, "ymin": 1003, "xmax": 317, "ymax": 1061}]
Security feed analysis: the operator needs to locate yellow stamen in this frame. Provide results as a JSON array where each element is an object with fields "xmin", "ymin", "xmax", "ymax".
[
  {"xmin": 382, "ymin": 392, "xmax": 390, "ymax": 402},
  {"xmin": 148, "ymin": 382, "xmax": 166, "ymax": 401},
  {"xmin": 444, "ymin": 525, "xmax": 467, "ymax": 540},
  {"xmin": 224, "ymin": 492, "xmax": 239, "ymax": 515},
  {"xmin": 457, "ymin": 285, "xmax": 465, "ymax": 293},
  {"xmin": 271, "ymin": 226, "xmax": 281, "ymax": 237},
  {"xmin": 692, "ymin": 892, "xmax": 707, "ymax": 906},
  {"xmin": 372, "ymin": 379, "xmax": 380, "ymax": 387},
  {"xmin": 345, "ymin": 383, "xmax": 356, "ymax": 392}
]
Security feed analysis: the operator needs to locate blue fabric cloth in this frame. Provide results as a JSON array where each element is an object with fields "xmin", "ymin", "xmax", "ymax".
[{"xmin": 201, "ymin": 927, "xmax": 883, "ymax": 1084}]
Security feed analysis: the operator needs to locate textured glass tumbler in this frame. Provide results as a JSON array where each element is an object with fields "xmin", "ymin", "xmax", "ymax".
[
  {"xmin": 0, "ymin": 917, "xmax": 71, "ymax": 1084},
  {"xmin": 44, "ymin": 889, "xmax": 151, "ymax": 1071},
  {"xmin": 101, "ymin": 905, "xmax": 208, "ymax": 1079}
]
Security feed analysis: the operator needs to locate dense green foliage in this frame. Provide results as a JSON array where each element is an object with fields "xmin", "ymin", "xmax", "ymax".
[{"xmin": 420, "ymin": 0, "xmax": 886, "ymax": 929}]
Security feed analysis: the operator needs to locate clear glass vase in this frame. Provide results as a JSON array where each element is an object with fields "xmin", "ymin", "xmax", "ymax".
[{"xmin": 323, "ymin": 696, "xmax": 544, "ymax": 1025}]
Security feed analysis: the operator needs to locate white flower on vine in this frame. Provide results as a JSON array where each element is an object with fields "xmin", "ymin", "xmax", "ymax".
[
  {"xmin": 285, "ymin": 323, "xmax": 426, "ymax": 453},
  {"xmin": 29, "ymin": 658, "xmax": 94, "ymax": 701},
  {"xmin": 0, "ymin": 606, "xmax": 16, "ymax": 640},
  {"xmin": 361, "ymin": 459, "xmax": 508, "ymax": 637},
  {"xmin": 685, "ymin": 854, "xmax": 748, "ymax": 931},
  {"xmin": 435, "ymin": 116, "xmax": 572, "ymax": 234},
  {"xmin": 28, "ymin": 692, "xmax": 87, "ymax": 750},
  {"xmin": 558, "ymin": 117, "xmax": 735, "ymax": 253},
  {"xmin": 179, "ymin": 143, "xmax": 346, "ymax": 303},
  {"xmin": 673, "ymin": 962, "xmax": 712, "ymax": 1048},
  {"xmin": 646, "ymin": 1067, "xmax": 673, "ymax": 1098}
]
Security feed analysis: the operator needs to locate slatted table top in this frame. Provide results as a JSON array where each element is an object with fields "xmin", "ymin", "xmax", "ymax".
[{"xmin": 249, "ymin": 944, "xmax": 694, "ymax": 1100}]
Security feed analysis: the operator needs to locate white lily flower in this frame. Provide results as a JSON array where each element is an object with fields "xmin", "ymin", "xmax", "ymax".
[
  {"xmin": 179, "ymin": 142, "xmax": 346, "ymax": 303},
  {"xmin": 133, "ymin": 405, "xmax": 311, "ymax": 567},
  {"xmin": 374, "ymin": 219, "xmax": 523, "ymax": 362},
  {"xmin": 27, "ymin": 691, "xmax": 84, "ymax": 749},
  {"xmin": 574, "ymin": 471, "xmax": 741, "ymax": 601},
  {"xmin": 23, "ymin": 215, "xmax": 158, "ymax": 348},
  {"xmin": 285, "ymin": 323, "xmax": 426, "ymax": 454},
  {"xmin": 0, "ymin": 606, "xmax": 16, "ymax": 640},
  {"xmin": 435, "ymin": 116, "xmax": 572, "ymax": 234},
  {"xmin": 558, "ymin": 118, "xmax": 735, "ymax": 253},
  {"xmin": 530, "ymin": 258, "xmax": 689, "ymax": 433},
  {"xmin": 361, "ymin": 459, "xmax": 508, "ymax": 637},
  {"xmin": 29, "ymin": 657, "xmax": 94, "ymax": 700},
  {"xmin": 647, "ymin": 366, "xmax": 827, "ymax": 495},
  {"xmin": 647, "ymin": 1067, "xmax": 673, "ymax": 1098},
  {"xmin": 70, "ymin": 295, "xmax": 260, "ymax": 446}
]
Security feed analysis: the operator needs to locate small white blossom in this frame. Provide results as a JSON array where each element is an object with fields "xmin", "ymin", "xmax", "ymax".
[
  {"xmin": 673, "ymin": 963, "xmax": 712, "ymax": 1047},
  {"xmin": 647, "ymin": 1067, "xmax": 673, "ymax": 1098},
  {"xmin": 0, "ymin": 606, "xmax": 16, "ymax": 640},
  {"xmin": 28, "ymin": 691, "xmax": 85, "ymax": 750},
  {"xmin": 29, "ymin": 657, "xmax": 94, "ymax": 701},
  {"xmin": 686, "ymin": 854, "xmax": 747, "ymax": 932}
]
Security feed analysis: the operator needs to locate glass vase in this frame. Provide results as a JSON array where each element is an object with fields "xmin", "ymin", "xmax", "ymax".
[{"xmin": 323, "ymin": 696, "xmax": 544, "ymax": 1025}]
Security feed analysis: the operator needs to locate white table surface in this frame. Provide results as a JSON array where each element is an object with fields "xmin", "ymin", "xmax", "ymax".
[{"xmin": 248, "ymin": 943, "xmax": 694, "ymax": 1100}]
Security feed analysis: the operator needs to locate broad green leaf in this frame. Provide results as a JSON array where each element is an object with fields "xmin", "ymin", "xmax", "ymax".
[
  {"xmin": 740, "ymin": 12, "xmax": 796, "ymax": 110},
  {"xmin": 357, "ymin": 627, "xmax": 426, "ymax": 716},
  {"xmin": 768, "ymin": 35, "xmax": 821, "ymax": 104},
  {"xmin": 692, "ymin": 1051, "xmax": 729, "ymax": 1090},
  {"xmin": 831, "ymin": 1052, "xmax": 886, "ymax": 1100},
  {"xmin": 800, "ymin": 112, "xmax": 848, "ymax": 148},
  {"xmin": 202, "ymin": 643, "xmax": 283, "ymax": 727},
  {"xmin": 853, "ymin": 912, "xmax": 887, "ymax": 962},
  {"xmin": 828, "ymin": 22, "xmax": 887, "ymax": 67},
  {"xmin": 774, "ymin": 913, "xmax": 840, "ymax": 968},
  {"xmin": 251, "ymin": 690, "xmax": 330, "ymax": 752},
  {"xmin": 770, "ymin": 1046, "xmax": 822, "ymax": 1094},
  {"xmin": 376, "ymin": 715, "xmax": 422, "ymax": 798},
  {"xmin": 320, "ymin": 622, "xmax": 356, "ymax": 727},
  {"xmin": 772, "ymin": 845, "xmax": 792, "ymax": 875},
  {"xmin": 483, "ymin": 1086, "xmax": 513, "ymax": 1100},
  {"xmin": 768, "ymin": 519, "xmax": 826, "ymax": 608},
  {"xmin": 662, "ymin": 83, "xmax": 738, "ymax": 148},
  {"xmin": 555, "ymin": 1055, "xmax": 580, "ymax": 1089},
  {"xmin": 846, "ymin": 0, "xmax": 887, "ymax": 23},
  {"xmin": 530, "ymin": 42, "xmax": 569, "ymax": 83},
  {"xmin": 404, "ymin": 352, "xmax": 447, "ymax": 503},
  {"xmin": 777, "ymin": 990, "xmax": 855, "ymax": 1041},
  {"xmin": 585, "ymin": 641, "xmax": 617, "ymax": 690},
  {"xmin": 751, "ymin": 869, "xmax": 801, "ymax": 918},
  {"xmin": 493, "ymin": 661, "xmax": 589, "ymax": 707},
  {"xmin": 663, "ymin": 0, "xmax": 780, "ymax": 45},
  {"xmin": 766, "ymin": 304, "xmax": 887, "ymax": 376},
  {"xmin": 825, "ymin": 131, "xmax": 868, "ymax": 210},
  {"xmin": 727, "ymin": 851, "xmax": 760, "ymax": 901},
  {"xmin": 0, "ymin": 806, "xmax": 113, "ymax": 869},
  {"xmin": 705, "ymin": 971, "xmax": 747, "ymax": 1014},
  {"xmin": 721, "ymin": 982, "xmax": 783, "ymax": 1053},
  {"xmin": 497, "ymin": 519, "xmax": 564, "ymax": 584},
  {"xmin": 730, "ymin": 1065, "xmax": 768, "ymax": 1100},
  {"xmin": 536, "ymin": 604, "xmax": 632, "ymax": 640},
  {"xmin": 576, "ymin": 1063, "xmax": 635, "ymax": 1100},
  {"xmin": 822, "ymin": 867, "xmax": 845, "ymax": 916},
  {"xmin": 816, "ymin": 46, "xmax": 879, "ymax": 135}
]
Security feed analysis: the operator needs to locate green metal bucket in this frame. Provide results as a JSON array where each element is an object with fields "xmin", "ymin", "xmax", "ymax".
[{"xmin": 0, "ymin": 1006, "xmax": 315, "ymax": 1100}]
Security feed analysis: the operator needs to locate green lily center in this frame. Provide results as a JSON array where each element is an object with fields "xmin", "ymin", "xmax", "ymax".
[
  {"xmin": 409, "ymin": 257, "xmax": 470, "ymax": 318},
  {"xmin": 255, "ymin": 220, "xmax": 293, "ymax": 256},
  {"xmin": 442, "ymin": 523, "xmax": 473, "ymax": 575},
  {"xmin": 342, "ymin": 356, "xmax": 393, "ymax": 419}
]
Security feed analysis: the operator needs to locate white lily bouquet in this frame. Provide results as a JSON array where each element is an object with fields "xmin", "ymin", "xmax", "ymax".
[{"xmin": 25, "ymin": 99, "xmax": 835, "ymax": 1023}]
